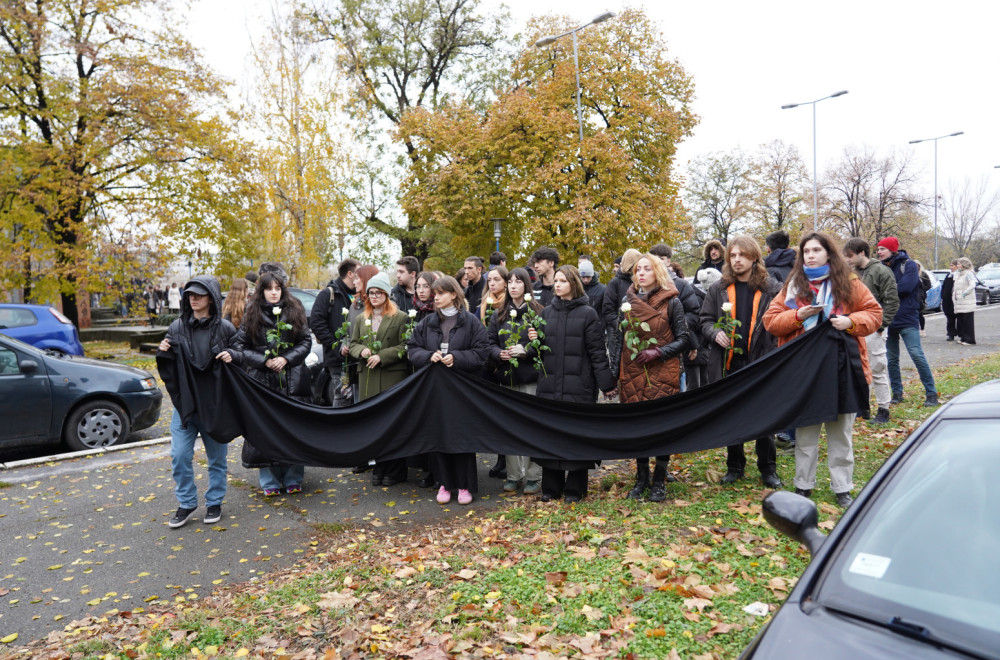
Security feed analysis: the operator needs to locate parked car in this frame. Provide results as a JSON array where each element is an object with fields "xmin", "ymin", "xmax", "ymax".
[
  {"xmin": 0, "ymin": 303, "xmax": 85, "ymax": 355},
  {"xmin": 931, "ymin": 269, "xmax": 991, "ymax": 306},
  {"xmin": 741, "ymin": 379, "xmax": 1000, "ymax": 659},
  {"xmin": 975, "ymin": 270, "xmax": 1000, "ymax": 304},
  {"xmin": 0, "ymin": 334, "xmax": 162, "ymax": 452},
  {"xmin": 922, "ymin": 274, "xmax": 942, "ymax": 312}
]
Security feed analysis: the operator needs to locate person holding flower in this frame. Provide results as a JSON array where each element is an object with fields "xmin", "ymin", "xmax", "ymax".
[
  {"xmin": 698, "ymin": 235, "xmax": 784, "ymax": 488},
  {"xmin": 618, "ymin": 255, "xmax": 693, "ymax": 502},
  {"xmin": 408, "ymin": 276, "xmax": 491, "ymax": 505},
  {"xmin": 763, "ymin": 232, "xmax": 882, "ymax": 508},
  {"xmin": 488, "ymin": 267, "xmax": 544, "ymax": 495},
  {"xmin": 228, "ymin": 268, "xmax": 312, "ymax": 496},
  {"xmin": 528, "ymin": 265, "xmax": 617, "ymax": 503},
  {"xmin": 348, "ymin": 272, "xmax": 412, "ymax": 486}
]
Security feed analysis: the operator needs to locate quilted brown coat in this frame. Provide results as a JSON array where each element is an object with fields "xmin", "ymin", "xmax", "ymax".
[{"xmin": 618, "ymin": 283, "xmax": 691, "ymax": 404}]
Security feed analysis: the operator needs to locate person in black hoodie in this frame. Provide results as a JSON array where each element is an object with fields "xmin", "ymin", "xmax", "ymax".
[
  {"xmin": 227, "ymin": 269, "xmax": 313, "ymax": 497},
  {"xmin": 309, "ymin": 258, "xmax": 358, "ymax": 407},
  {"xmin": 488, "ymin": 267, "xmax": 544, "ymax": 495},
  {"xmin": 578, "ymin": 259, "xmax": 606, "ymax": 312},
  {"xmin": 408, "ymin": 276, "xmax": 491, "ymax": 505},
  {"xmin": 157, "ymin": 276, "xmax": 238, "ymax": 529},
  {"xmin": 531, "ymin": 246, "xmax": 560, "ymax": 306},
  {"xmin": 764, "ymin": 230, "xmax": 796, "ymax": 283},
  {"xmin": 528, "ymin": 265, "xmax": 617, "ymax": 502}
]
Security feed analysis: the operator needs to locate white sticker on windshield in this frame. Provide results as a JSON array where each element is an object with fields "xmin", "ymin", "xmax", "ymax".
[{"xmin": 848, "ymin": 552, "xmax": 891, "ymax": 579}]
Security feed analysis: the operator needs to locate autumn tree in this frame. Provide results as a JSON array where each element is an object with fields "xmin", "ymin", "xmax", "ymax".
[
  {"xmin": 822, "ymin": 146, "xmax": 925, "ymax": 244},
  {"xmin": 0, "ymin": 0, "xmax": 228, "ymax": 326},
  {"xmin": 747, "ymin": 140, "xmax": 810, "ymax": 236},
  {"xmin": 304, "ymin": 0, "xmax": 510, "ymax": 263},
  {"xmin": 685, "ymin": 150, "xmax": 753, "ymax": 245},
  {"xmin": 940, "ymin": 176, "xmax": 1000, "ymax": 259},
  {"xmin": 397, "ymin": 9, "xmax": 697, "ymax": 270}
]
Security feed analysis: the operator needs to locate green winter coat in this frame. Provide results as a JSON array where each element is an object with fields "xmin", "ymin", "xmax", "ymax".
[
  {"xmin": 348, "ymin": 310, "xmax": 411, "ymax": 400},
  {"xmin": 856, "ymin": 259, "xmax": 899, "ymax": 330}
]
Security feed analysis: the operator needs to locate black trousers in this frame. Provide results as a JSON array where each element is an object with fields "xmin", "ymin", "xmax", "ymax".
[
  {"xmin": 956, "ymin": 313, "xmax": 976, "ymax": 344},
  {"xmin": 542, "ymin": 468, "xmax": 589, "ymax": 499},
  {"xmin": 726, "ymin": 436, "xmax": 776, "ymax": 475},
  {"xmin": 429, "ymin": 452, "xmax": 477, "ymax": 492},
  {"xmin": 943, "ymin": 306, "xmax": 957, "ymax": 338}
]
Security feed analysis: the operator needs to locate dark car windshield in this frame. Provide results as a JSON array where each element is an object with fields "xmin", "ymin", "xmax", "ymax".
[{"xmin": 814, "ymin": 419, "xmax": 1000, "ymax": 655}]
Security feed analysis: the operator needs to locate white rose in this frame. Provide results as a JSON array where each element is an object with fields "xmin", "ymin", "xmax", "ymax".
[
  {"xmin": 341, "ymin": 307, "xmax": 350, "ymax": 315},
  {"xmin": 408, "ymin": 309, "xmax": 417, "ymax": 318},
  {"xmin": 620, "ymin": 302, "xmax": 632, "ymax": 313},
  {"xmin": 486, "ymin": 297, "xmax": 495, "ymax": 305},
  {"xmin": 273, "ymin": 306, "xmax": 282, "ymax": 316},
  {"xmin": 365, "ymin": 319, "xmax": 372, "ymax": 326},
  {"xmin": 509, "ymin": 310, "xmax": 518, "ymax": 318},
  {"xmin": 523, "ymin": 293, "xmax": 532, "ymax": 301},
  {"xmin": 721, "ymin": 302, "xmax": 732, "ymax": 313}
]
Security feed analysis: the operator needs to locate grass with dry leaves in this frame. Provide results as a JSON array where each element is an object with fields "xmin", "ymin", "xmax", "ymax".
[{"xmin": 4, "ymin": 352, "xmax": 1000, "ymax": 659}]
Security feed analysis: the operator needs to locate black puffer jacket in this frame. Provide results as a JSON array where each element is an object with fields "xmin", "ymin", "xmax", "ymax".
[
  {"xmin": 487, "ymin": 302, "xmax": 540, "ymax": 386},
  {"xmin": 672, "ymin": 274, "xmax": 703, "ymax": 357},
  {"xmin": 602, "ymin": 270, "xmax": 633, "ymax": 374},
  {"xmin": 535, "ymin": 296, "xmax": 615, "ymax": 403},
  {"xmin": 765, "ymin": 248, "xmax": 796, "ymax": 283},
  {"xmin": 583, "ymin": 279, "xmax": 606, "ymax": 313},
  {"xmin": 408, "ymin": 310, "xmax": 490, "ymax": 374},
  {"xmin": 309, "ymin": 278, "xmax": 355, "ymax": 367},
  {"xmin": 230, "ymin": 303, "xmax": 313, "ymax": 401}
]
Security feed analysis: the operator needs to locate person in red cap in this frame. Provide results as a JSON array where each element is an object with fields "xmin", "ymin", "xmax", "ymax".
[{"xmin": 875, "ymin": 236, "xmax": 939, "ymax": 407}]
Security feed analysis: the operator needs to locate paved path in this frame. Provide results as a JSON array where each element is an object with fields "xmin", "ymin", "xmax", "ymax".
[{"xmin": 1, "ymin": 305, "xmax": 996, "ymax": 643}]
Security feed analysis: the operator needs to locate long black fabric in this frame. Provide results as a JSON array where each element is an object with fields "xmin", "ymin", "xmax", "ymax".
[{"xmin": 157, "ymin": 321, "xmax": 868, "ymax": 467}]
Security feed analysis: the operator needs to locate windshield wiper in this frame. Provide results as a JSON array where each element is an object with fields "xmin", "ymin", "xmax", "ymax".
[
  {"xmin": 887, "ymin": 616, "xmax": 931, "ymax": 641},
  {"xmin": 824, "ymin": 605, "xmax": 991, "ymax": 659}
]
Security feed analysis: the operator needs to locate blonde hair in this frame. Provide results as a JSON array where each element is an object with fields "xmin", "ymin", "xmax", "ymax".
[
  {"xmin": 957, "ymin": 257, "xmax": 973, "ymax": 270},
  {"xmin": 637, "ymin": 254, "xmax": 674, "ymax": 290}
]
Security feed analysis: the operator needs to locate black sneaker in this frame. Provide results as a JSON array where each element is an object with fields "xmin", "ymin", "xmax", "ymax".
[
  {"xmin": 169, "ymin": 507, "xmax": 197, "ymax": 529},
  {"xmin": 869, "ymin": 407, "xmax": 891, "ymax": 425},
  {"xmin": 794, "ymin": 488, "xmax": 812, "ymax": 498},
  {"xmin": 203, "ymin": 505, "xmax": 222, "ymax": 524},
  {"xmin": 890, "ymin": 392, "xmax": 903, "ymax": 405},
  {"xmin": 923, "ymin": 395, "xmax": 940, "ymax": 407},
  {"xmin": 835, "ymin": 492, "xmax": 854, "ymax": 508}
]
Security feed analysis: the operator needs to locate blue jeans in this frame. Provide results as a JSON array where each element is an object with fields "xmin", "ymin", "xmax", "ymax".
[
  {"xmin": 170, "ymin": 408, "xmax": 228, "ymax": 509},
  {"xmin": 886, "ymin": 326, "xmax": 937, "ymax": 398},
  {"xmin": 258, "ymin": 465, "xmax": 305, "ymax": 490}
]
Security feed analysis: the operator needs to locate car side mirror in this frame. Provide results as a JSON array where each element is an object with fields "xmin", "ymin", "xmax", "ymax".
[
  {"xmin": 762, "ymin": 491, "xmax": 826, "ymax": 555},
  {"xmin": 19, "ymin": 359, "xmax": 39, "ymax": 374}
]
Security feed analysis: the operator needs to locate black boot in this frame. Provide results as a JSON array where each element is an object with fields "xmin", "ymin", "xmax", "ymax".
[
  {"xmin": 648, "ymin": 464, "xmax": 667, "ymax": 502},
  {"xmin": 627, "ymin": 460, "xmax": 650, "ymax": 500},
  {"xmin": 489, "ymin": 455, "xmax": 507, "ymax": 479},
  {"xmin": 869, "ymin": 407, "xmax": 890, "ymax": 425}
]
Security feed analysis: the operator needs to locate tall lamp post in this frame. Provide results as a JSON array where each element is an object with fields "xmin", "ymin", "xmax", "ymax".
[
  {"xmin": 781, "ymin": 90, "xmax": 848, "ymax": 232},
  {"xmin": 909, "ymin": 131, "xmax": 963, "ymax": 269},
  {"xmin": 534, "ymin": 11, "xmax": 616, "ymax": 144}
]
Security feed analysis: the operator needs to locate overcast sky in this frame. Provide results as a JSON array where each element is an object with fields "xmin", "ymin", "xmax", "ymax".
[{"xmin": 186, "ymin": 0, "xmax": 1000, "ymax": 200}]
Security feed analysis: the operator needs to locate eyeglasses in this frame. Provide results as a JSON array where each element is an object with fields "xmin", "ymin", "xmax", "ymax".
[{"xmin": 367, "ymin": 290, "xmax": 386, "ymax": 297}]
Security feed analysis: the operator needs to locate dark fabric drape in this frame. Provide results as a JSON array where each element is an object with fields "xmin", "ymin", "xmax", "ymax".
[{"xmin": 157, "ymin": 321, "xmax": 868, "ymax": 467}]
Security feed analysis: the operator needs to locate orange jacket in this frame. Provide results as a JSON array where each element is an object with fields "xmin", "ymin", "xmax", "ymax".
[{"xmin": 762, "ymin": 277, "xmax": 883, "ymax": 383}]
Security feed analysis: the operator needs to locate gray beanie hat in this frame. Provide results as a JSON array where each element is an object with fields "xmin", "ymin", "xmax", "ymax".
[{"xmin": 366, "ymin": 272, "xmax": 392, "ymax": 296}]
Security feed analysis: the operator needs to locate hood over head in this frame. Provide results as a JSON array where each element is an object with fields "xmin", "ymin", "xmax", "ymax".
[{"xmin": 181, "ymin": 275, "xmax": 223, "ymax": 325}]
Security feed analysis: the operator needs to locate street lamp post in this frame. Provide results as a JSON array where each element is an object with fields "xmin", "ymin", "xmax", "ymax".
[
  {"xmin": 781, "ymin": 90, "xmax": 849, "ymax": 232},
  {"xmin": 534, "ymin": 11, "xmax": 616, "ymax": 144},
  {"xmin": 909, "ymin": 131, "xmax": 964, "ymax": 269},
  {"xmin": 491, "ymin": 217, "xmax": 505, "ymax": 253}
]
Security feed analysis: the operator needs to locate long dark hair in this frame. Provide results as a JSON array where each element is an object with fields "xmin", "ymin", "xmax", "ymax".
[
  {"xmin": 498, "ymin": 267, "xmax": 542, "ymax": 324},
  {"xmin": 786, "ymin": 232, "xmax": 857, "ymax": 308},
  {"xmin": 242, "ymin": 272, "xmax": 307, "ymax": 342}
]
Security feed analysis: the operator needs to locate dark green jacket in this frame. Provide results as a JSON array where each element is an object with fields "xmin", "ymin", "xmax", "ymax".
[
  {"xmin": 856, "ymin": 259, "xmax": 899, "ymax": 330},
  {"xmin": 348, "ymin": 310, "xmax": 411, "ymax": 400}
]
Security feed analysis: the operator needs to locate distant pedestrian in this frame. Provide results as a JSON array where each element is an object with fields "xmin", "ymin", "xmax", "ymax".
[
  {"xmin": 167, "ymin": 282, "xmax": 181, "ymax": 313},
  {"xmin": 953, "ymin": 257, "xmax": 977, "ymax": 345},
  {"xmin": 530, "ymin": 247, "xmax": 560, "ymax": 306},
  {"xmin": 764, "ymin": 230, "xmax": 796, "ymax": 283},
  {"xmin": 158, "ymin": 277, "xmax": 238, "ymax": 528},
  {"xmin": 694, "ymin": 239, "xmax": 725, "ymax": 284},
  {"xmin": 463, "ymin": 256, "xmax": 486, "ymax": 311},
  {"xmin": 578, "ymin": 260, "xmax": 605, "ymax": 313},
  {"xmin": 245, "ymin": 271, "xmax": 258, "ymax": 296},
  {"xmin": 602, "ymin": 249, "xmax": 641, "ymax": 377},
  {"xmin": 941, "ymin": 260, "xmax": 958, "ymax": 341}
]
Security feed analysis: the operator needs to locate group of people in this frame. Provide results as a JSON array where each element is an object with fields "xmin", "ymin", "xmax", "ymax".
[{"xmin": 160, "ymin": 228, "xmax": 963, "ymax": 528}]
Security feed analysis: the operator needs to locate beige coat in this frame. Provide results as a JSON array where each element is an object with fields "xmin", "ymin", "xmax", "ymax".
[{"xmin": 952, "ymin": 269, "xmax": 977, "ymax": 314}]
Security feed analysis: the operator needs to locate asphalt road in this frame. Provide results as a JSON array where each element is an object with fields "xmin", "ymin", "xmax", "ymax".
[{"xmin": 0, "ymin": 305, "xmax": 996, "ymax": 644}]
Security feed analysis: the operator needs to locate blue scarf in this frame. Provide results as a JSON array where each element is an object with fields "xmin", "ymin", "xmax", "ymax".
[{"xmin": 784, "ymin": 266, "xmax": 835, "ymax": 331}]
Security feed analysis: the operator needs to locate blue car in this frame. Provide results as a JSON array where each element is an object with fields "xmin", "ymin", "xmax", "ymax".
[{"xmin": 0, "ymin": 303, "xmax": 85, "ymax": 355}]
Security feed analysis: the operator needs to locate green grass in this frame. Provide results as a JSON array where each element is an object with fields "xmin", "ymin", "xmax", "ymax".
[{"xmin": 12, "ymin": 352, "xmax": 1000, "ymax": 659}]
